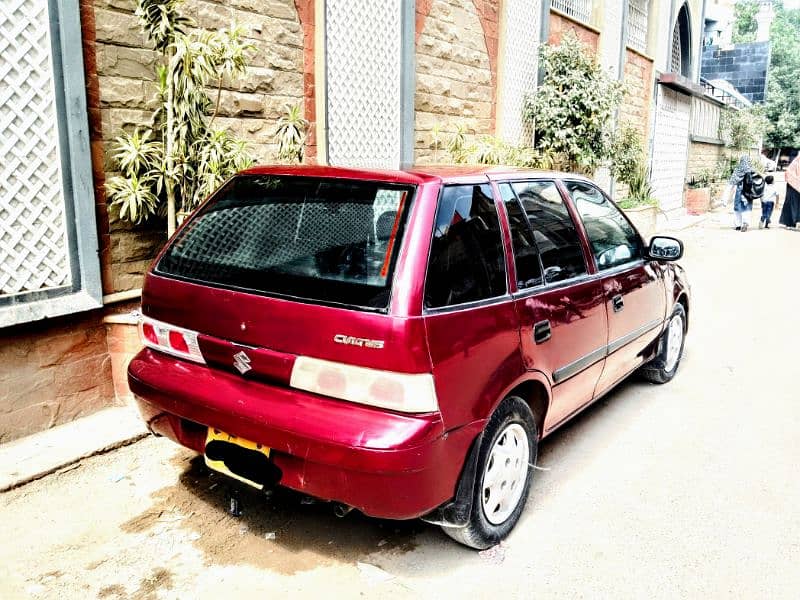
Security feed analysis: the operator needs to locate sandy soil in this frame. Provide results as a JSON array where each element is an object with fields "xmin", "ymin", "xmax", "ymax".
[{"xmin": 2, "ymin": 213, "xmax": 799, "ymax": 599}]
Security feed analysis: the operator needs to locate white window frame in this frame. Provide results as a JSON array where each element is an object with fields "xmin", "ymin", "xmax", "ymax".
[{"xmin": 0, "ymin": 0, "xmax": 102, "ymax": 327}]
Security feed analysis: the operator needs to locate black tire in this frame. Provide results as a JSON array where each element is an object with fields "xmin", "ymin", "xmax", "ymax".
[
  {"xmin": 441, "ymin": 396, "xmax": 538, "ymax": 549},
  {"xmin": 640, "ymin": 303, "xmax": 687, "ymax": 384}
]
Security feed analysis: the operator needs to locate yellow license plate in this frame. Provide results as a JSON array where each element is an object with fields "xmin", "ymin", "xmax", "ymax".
[{"xmin": 204, "ymin": 428, "xmax": 271, "ymax": 490}]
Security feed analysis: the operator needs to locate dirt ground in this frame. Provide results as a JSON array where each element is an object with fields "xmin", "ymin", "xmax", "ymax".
[{"xmin": 2, "ymin": 212, "xmax": 799, "ymax": 599}]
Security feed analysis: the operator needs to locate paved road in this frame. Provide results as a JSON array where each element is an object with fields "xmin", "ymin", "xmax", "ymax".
[{"xmin": 2, "ymin": 213, "xmax": 799, "ymax": 599}]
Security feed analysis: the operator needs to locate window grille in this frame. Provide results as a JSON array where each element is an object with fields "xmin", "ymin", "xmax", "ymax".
[
  {"xmin": 0, "ymin": 0, "xmax": 101, "ymax": 327},
  {"xmin": 690, "ymin": 97, "xmax": 721, "ymax": 140},
  {"xmin": 670, "ymin": 22, "xmax": 682, "ymax": 73},
  {"xmin": 550, "ymin": 0, "xmax": 591, "ymax": 24},
  {"xmin": 0, "ymin": 0, "xmax": 71, "ymax": 298},
  {"xmin": 498, "ymin": 0, "xmax": 541, "ymax": 145},
  {"xmin": 325, "ymin": 0, "xmax": 403, "ymax": 168},
  {"xmin": 627, "ymin": 0, "xmax": 648, "ymax": 53}
]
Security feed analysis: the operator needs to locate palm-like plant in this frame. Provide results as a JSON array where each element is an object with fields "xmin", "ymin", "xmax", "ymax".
[
  {"xmin": 275, "ymin": 104, "xmax": 308, "ymax": 163},
  {"xmin": 106, "ymin": 0, "xmax": 255, "ymax": 234}
]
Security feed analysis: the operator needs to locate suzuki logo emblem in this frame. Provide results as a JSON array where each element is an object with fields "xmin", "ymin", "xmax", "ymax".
[{"xmin": 233, "ymin": 350, "xmax": 252, "ymax": 375}]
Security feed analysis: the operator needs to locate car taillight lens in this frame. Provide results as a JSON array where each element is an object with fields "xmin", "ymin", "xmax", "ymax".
[
  {"xmin": 290, "ymin": 357, "xmax": 438, "ymax": 413},
  {"xmin": 138, "ymin": 316, "xmax": 205, "ymax": 364}
]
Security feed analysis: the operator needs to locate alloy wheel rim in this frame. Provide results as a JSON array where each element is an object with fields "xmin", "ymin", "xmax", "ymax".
[
  {"xmin": 664, "ymin": 314, "xmax": 684, "ymax": 372},
  {"xmin": 481, "ymin": 423, "xmax": 530, "ymax": 525}
]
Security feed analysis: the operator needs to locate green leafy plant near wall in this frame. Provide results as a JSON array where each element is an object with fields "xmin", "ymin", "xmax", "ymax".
[
  {"xmin": 616, "ymin": 162, "xmax": 656, "ymax": 209},
  {"xmin": 719, "ymin": 105, "xmax": 769, "ymax": 152},
  {"xmin": 275, "ymin": 104, "xmax": 308, "ymax": 164},
  {"xmin": 524, "ymin": 30, "xmax": 624, "ymax": 174},
  {"xmin": 433, "ymin": 32, "xmax": 647, "ymax": 206},
  {"xmin": 686, "ymin": 169, "xmax": 714, "ymax": 189},
  {"xmin": 106, "ymin": 0, "xmax": 255, "ymax": 236}
]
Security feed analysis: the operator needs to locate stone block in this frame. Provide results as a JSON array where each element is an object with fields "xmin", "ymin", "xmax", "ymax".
[
  {"xmin": 215, "ymin": 90, "xmax": 265, "ymax": 117},
  {"xmin": 184, "ymin": 0, "xmax": 233, "ymax": 31},
  {"xmin": 262, "ymin": 94, "xmax": 304, "ymax": 120},
  {"xmin": 98, "ymin": 76, "xmax": 151, "ymax": 109},
  {"xmin": 94, "ymin": 0, "xmax": 137, "ymax": 10},
  {"xmin": 256, "ymin": 67, "xmax": 303, "ymax": 95},
  {"xmin": 110, "ymin": 229, "xmax": 164, "ymax": 263},
  {"xmin": 111, "ymin": 259, "xmax": 153, "ymax": 293},
  {"xmin": 96, "ymin": 44, "xmax": 158, "ymax": 80},
  {"xmin": 35, "ymin": 326, "xmax": 107, "ymax": 369},
  {"xmin": 94, "ymin": 8, "xmax": 146, "ymax": 47},
  {"xmin": 0, "ymin": 403, "xmax": 58, "ymax": 444},
  {"xmin": 101, "ymin": 108, "xmax": 155, "ymax": 139},
  {"xmin": 54, "ymin": 355, "xmax": 112, "ymax": 397},
  {"xmin": 0, "ymin": 368, "xmax": 56, "ymax": 414},
  {"xmin": 53, "ymin": 376, "xmax": 116, "ymax": 425}
]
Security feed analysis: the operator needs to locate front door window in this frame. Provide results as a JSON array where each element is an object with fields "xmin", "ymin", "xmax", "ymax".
[{"xmin": 565, "ymin": 181, "xmax": 643, "ymax": 271}]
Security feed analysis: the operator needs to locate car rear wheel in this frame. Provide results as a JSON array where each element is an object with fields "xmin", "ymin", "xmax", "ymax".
[
  {"xmin": 441, "ymin": 396, "xmax": 537, "ymax": 549},
  {"xmin": 640, "ymin": 303, "xmax": 686, "ymax": 384}
]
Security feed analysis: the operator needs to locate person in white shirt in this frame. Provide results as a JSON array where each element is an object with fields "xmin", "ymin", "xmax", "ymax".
[{"xmin": 759, "ymin": 175, "xmax": 779, "ymax": 229}]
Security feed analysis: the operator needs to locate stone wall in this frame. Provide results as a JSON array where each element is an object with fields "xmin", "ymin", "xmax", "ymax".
[
  {"xmin": 91, "ymin": 0, "xmax": 307, "ymax": 294},
  {"xmin": 415, "ymin": 0, "xmax": 496, "ymax": 163},
  {"xmin": 0, "ymin": 311, "xmax": 115, "ymax": 443},
  {"xmin": 620, "ymin": 49, "xmax": 654, "ymax": 139},
  {"xmin": 688, "ymin": 139, "xmax": 725, "ymax": 179},
  {"xmin": 548, "ymin": 10, "xmax": 599, "ymax": 50}
]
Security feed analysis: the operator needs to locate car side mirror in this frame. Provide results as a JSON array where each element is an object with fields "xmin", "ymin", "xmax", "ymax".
[{"xmin": 647, "ymin": 236, "xmax": 683, "ymax": 261}]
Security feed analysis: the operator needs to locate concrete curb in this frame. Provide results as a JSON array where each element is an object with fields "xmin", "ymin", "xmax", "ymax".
[{"xmin": 0, "ymin": 406, "xmax": 149, "ymax": 493}]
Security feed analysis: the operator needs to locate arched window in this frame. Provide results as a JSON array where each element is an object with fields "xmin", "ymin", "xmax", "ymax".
[{"xmin": 670, "ymin": 3, "xmax": 692, "ymax": 76}]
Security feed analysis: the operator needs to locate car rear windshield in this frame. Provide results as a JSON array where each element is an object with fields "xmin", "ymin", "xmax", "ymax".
[{"xmin": 156, "ymin": 175, "xmax": 414, "ymax": 311}]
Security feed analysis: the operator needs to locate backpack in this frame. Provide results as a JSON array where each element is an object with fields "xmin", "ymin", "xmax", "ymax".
[{"xmin": 743, "ymin": 172, "xmax": 765, "ymax": 200}]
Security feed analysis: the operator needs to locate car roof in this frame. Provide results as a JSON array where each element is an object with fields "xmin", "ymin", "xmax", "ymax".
[{"xmin": 240, "ymin": 164, "xmax": 590, "ymax": 185}]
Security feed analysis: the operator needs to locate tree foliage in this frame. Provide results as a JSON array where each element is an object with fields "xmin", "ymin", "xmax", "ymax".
[
  {"xmin": 764, "ymin": 3, "xmax": 800, "ymax": 150},
  {"xmin": 106, "ymin": 0, "xmax": 255, "ymax": 234},
  {"xmin": 524, "ymin": 31, "xmax": 624, "ymax": 174},
  {"xmin": 732, "ymin": 0, "xmax": 759, "ymax": 43},
  {"xmin": 720, "ymin": 105, "xmax": 769, "ymax": 151}
]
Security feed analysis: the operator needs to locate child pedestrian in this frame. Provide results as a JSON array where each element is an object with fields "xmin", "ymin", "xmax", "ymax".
[{"xmin": 758, "ymin": 175, "xmax": 779, "ymax": 229}]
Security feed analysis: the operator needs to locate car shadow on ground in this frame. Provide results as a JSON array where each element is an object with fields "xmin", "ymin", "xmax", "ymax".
[
  {"xmin": 120, "ymin": 449, "xmax": 475, "ymax": 575},
  {"xmin": 121, "ymin": 375, "xmax": 658, "ymax": 575}
]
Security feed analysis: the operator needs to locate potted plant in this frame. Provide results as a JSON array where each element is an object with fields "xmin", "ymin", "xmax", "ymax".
[{"xmin": 685, "ymin": 169, "xmax": 712, "ymax": 215}]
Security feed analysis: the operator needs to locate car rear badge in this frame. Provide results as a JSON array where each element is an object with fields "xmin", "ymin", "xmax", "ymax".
[
  {"xmin": 233, "ymin": 350, "xmax": 252, "ymax": 374},
  {"xmin": 333, "ymin": 334, "xmax": 385, "ymax": 349}
]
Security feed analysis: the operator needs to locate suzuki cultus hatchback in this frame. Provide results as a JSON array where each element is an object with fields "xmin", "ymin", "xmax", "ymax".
[{"xmin": 130, "ymin": 165, "xmax": 690, "ymax": 549}]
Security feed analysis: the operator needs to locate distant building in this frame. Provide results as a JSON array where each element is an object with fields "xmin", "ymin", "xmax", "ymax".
[{"xmin": 701, "ymin": 0, "xmax": 774, "ymax": 104}]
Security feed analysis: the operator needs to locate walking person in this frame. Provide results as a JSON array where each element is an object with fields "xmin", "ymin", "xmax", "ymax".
[
  {"xmin": 778, "ymin": 155, "xmax": 800, "ymax": 229},
  {"xmin": 728, "ymin": 155, "xmax": 754, "ymax": 232},
  {"xmin": 758, "ymin": 175, "xmax": 779, "ymax": 229}
]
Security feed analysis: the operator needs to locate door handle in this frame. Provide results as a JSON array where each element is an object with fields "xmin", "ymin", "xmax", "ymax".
[
  {"xmin": 533, "ymin": 320, "xmax": 551, "ymax": 344},
  {"xmin": 612, "ymin": 294, "xmax": 624, "ymax": 313}
]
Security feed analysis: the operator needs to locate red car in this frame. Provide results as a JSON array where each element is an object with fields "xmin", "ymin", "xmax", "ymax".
[{"xmin": 129, "ymin": 165, "xmax": 689, "ymax": 549}]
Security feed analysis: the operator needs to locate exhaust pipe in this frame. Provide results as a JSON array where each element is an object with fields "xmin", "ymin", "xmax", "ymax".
[{"xmin": 333, "ymin": 503, "xmax": 354, "ymax": 518}]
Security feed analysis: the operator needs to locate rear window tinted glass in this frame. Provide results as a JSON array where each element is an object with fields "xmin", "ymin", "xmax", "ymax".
[
  {"xmin": 511, "ymin": 181, "xmax": 587, "ymax": 283},
  {"xmin": 156, "ymin": 175, "xmax": 413, "ymax": 310},
  {"xmin": 499, "ymin": 183, "xmax": 543, "ymax": 289},
  {"xmin": 425, "ymin": 184, "xmax": 507, "ymax": 309}
]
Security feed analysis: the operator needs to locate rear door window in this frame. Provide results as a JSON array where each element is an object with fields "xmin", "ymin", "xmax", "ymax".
[
  {"xmin": 156, "ymin": 175, "xmax": 413, "ymax": 311},
  {"xmin": 424, "ymin": 184, "xmax": 507, "ymax": 309},
  {"xmin": 499, "ymin": 183, "xmax": 543, "ymax": 289},
  {"xmin": 511, "ymin": 180, "xmax": 587, "ymax": 283}
]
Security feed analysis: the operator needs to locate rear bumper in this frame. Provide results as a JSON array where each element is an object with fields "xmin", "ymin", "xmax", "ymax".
[{"xmin": 128, "ymin": 349, "xmax": 481, "ymax": 519}]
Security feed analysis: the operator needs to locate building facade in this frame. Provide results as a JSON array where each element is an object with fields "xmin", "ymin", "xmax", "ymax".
[{"xmin": 1, "ymin": 0, "xmax": 714, "ymax": 441}]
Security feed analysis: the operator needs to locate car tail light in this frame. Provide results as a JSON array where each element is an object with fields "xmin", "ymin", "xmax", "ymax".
[
  {"xmin": 138, "ymin": 316, "xmax": 205, "ymax": 364},
  {"xmin": 290, "ymin": 356, "xmax": 438, "ymax": 413}
]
